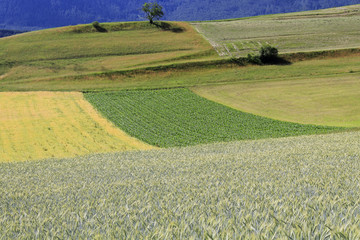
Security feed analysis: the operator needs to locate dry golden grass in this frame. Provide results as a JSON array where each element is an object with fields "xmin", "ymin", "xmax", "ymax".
[{"xmin": 0, "ymin": 92, "xmax": 154, "ymax": 162}]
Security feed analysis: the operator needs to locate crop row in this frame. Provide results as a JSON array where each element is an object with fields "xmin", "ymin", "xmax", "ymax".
[{"xmin": 85, "ymin": 88, "xmax": 342, "ymax": 147}]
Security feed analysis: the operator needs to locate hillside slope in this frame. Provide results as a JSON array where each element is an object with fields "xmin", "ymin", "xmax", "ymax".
[
  {"xmin": 0, "ymin": 21, "xmax": 217, "ymax": 90},
  {"xmin": 1, "ymin": 6, "xmax": 359, "ymax": 92}
]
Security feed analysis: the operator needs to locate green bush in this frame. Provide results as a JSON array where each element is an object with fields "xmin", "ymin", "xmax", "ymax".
[
  {"xmin": 244, "ymin": 45, "xmax": 279, "ymax": 64},
  {"xmin": 259, "ymin": 45, "xmax": 278, "ymax": 62},
  {"xmin": 92, "ymin": 21, "xmax": 100, "ymax": 28}
]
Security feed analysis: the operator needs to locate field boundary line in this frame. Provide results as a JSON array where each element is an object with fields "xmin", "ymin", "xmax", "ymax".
[{"xmin": 78, "ymin": 93, "xmax": 156, "ymax": 150}]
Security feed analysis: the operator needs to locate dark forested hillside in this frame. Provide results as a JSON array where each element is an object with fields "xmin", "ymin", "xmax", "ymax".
[
  {"xmin": 0, "ymin": 29, "xmax": 25, "ymax": 38},
  {"xmin": 1, "ymin": 0, "xmax": 359, "ymax": 29}
]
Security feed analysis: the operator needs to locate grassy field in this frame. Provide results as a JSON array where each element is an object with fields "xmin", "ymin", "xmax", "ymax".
[
  {"xmin": 85, "ymin": 88, "xmax": 342, "ymax": 147},
  {"xmin": 1, "ymin": 131, "xmax": 360, "ymax": 238},
  {"xmin": 192, "ymin": 69, "xmax": 360, "ymax": 128},
  {"xmin": 0, "ymin": 21, "xmax": 217, "ymax": 85},
  {"xmin": 0, "ymin": 92, "xmax": 153, "ymax": 162},
  {"xmin": 192, "ymin": 4, "xmax": 360, "ymax": 57}
]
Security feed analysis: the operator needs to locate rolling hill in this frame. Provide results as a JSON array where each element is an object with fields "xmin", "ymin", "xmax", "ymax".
[
  {"xmin": 0, "ymin": 21, "xmax": 218, "ymax": 91},
  {"xmin": 0, "ymin": 5, "xmax": 359, "ymax": 92}
]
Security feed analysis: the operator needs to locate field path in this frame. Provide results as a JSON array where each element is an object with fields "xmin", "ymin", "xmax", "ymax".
[{"xmin": 0, "ymin": 92, "xmax": 153, "ymax": 162}]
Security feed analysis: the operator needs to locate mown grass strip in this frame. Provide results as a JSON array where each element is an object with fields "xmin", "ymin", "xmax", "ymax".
[{"xmin": 85, "ymin": 88, "xmax": 343, "ymax": 147}]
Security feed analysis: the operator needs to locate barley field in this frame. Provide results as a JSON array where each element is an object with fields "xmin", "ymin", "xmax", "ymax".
[{"xmin": 1, "ymin": 131, "xmax": 359, "ymax": 238}]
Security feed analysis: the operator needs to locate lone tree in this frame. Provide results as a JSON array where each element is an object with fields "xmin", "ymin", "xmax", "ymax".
[{"xmin": 142, "ymin": 2, "xmax": 164, "ymax": 24}]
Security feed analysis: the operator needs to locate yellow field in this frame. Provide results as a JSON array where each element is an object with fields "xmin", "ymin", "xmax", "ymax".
[
  {"xmin": 0, "ymin": 92, "xmax": 154, "ymax": 162},
  {"xmin": 192, "ymin": 74, "xmax": 360, "ymax": 128}
]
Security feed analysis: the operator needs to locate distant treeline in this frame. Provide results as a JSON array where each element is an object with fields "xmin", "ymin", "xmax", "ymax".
[
  {"xmin": 0, "ymin": 29, "xmax": 25, "ymax": 38},
  {"xmin": 0, "ymin": 0, "xmax": 358, "ymax": 29}
]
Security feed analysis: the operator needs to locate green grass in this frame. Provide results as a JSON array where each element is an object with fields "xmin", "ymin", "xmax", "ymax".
[
  {"xmin": 0, "ymin": 21, "xmax": 218, "ymax": 84},
  {"xmin": 192, "ymin": 74, "xmax": 360, "ymax": 128},
  {"xmin": 1, "ymin": 131, "xmax": 360, "ymax": 238},
  {"xmin": 84, "ymin": 88, "xmax": 342, "ymax": 147},
  {"xmin": 192, "ymin": 4, "xmax": 360, "ymax": 57}
]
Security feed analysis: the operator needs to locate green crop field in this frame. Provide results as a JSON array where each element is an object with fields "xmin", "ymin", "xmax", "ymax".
[
  {"xmin": 85, "ymin": 88, "xmax": 342, "ymax": 147},
  {"xmin": 192, "ymin": 5, "xmax": 360, "ymax": 57},
  {"xmin": 1, "ymin": 131, "xmax": 360, "ymax": 238}
]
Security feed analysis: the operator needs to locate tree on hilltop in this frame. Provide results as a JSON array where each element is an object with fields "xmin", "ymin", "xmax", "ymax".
[{"xmin": 142, "ymin": 2, "xmax": 164, "ymax": 24}]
